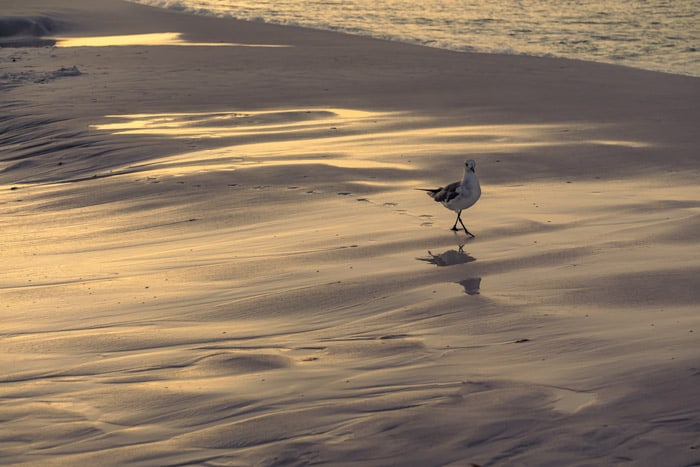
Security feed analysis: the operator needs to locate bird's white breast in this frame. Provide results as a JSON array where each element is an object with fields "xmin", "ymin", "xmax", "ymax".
[{"xmin": 443, "ymin": 172, "xmax": 481, "ymax": 211}]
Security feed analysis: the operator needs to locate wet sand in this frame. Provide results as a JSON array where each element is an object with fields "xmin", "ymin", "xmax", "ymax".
[{"xmin": 2, "ymin": 0, "xmax": 700, "ymax": 465}]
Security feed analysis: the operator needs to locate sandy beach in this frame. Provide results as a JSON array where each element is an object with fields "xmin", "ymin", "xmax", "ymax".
[{"xmin": 2, "ymin": 0, "xmax": 700, "ymax": 465}]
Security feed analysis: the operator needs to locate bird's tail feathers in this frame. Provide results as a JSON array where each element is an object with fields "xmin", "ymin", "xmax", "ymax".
[{"xmin": 415, "ymin": 187, "xmax": 441, "ymax": 198}]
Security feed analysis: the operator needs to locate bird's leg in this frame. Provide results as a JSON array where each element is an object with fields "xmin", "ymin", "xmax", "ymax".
[
  {"xmin": 456, "ymin": 211, "xmax": 475, "ymax": 238},
  {"xmin": 451, "ymin": 211, "xmax": 462, "ymax": 231}
]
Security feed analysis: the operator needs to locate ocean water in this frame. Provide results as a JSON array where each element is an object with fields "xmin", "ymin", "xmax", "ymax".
[{"xmin": 130, "ymin": 0, "xmax": 699, "ymax": 76}]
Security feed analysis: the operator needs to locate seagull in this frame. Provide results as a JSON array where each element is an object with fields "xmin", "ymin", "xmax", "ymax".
[{"xmin": 417, "ymin": 159, "xmax": 481, "ymax": 237}]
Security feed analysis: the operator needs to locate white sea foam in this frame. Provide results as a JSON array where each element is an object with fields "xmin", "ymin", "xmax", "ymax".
[{"xmin": 128, "ymin": 0, "xmax": 700, "ymax": 77}]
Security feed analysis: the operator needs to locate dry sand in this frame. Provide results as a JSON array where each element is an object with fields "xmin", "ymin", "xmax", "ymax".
[{"xmin": 2, "ymin": 0, "xmax": 700, "ymax": 465}]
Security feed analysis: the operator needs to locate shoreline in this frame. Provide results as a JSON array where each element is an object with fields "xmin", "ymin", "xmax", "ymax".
[
  {"xmin": 122, "ymin": 0, "xmax": 700, "ymax": 79},
  {"xmin": 2, "ymin": 1, "xmax": 699, "ymax": 465}
]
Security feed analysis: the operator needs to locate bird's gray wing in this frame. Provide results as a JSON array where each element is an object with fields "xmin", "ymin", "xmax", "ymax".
[{"xmin": 433, "ymin": 181, "xmax": 461, "ymax": 202}]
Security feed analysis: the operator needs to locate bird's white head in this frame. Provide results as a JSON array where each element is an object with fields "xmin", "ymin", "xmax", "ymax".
[{"xmin": 465, "ymin": 159, "xmax": 477, "ymax": 173}]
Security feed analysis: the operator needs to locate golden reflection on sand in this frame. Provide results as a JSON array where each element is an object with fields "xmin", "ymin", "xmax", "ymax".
[
  {"xmin": 91, "ymin": 109, "xmax": 386, "ymax": 137},
  {"xmin": 92, "ymin": 109, "xmax": 651, "ymax": 150},
  {"xmin": 90, "ymin": 108, "xmax": 652, "ymax": 178},
  {"xmin": 126, "ymin": 150, "xmax": 410, "ymax": 176},
  {"xmin": 55, "ymin": 32, "xmax": 288, "ymax": 47},
  {"xmin": 93, "ymin": 109, "xmax": 411, "ymax": 175}
]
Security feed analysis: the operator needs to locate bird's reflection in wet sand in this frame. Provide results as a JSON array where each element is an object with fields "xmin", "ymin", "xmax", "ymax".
[
  {"xmin": 416, "ymin": 243, "xmax": 482, "ymax": 295},
  {"xmin": 458, "ymin": 277, "xmax": 482, "ymax": 295}
]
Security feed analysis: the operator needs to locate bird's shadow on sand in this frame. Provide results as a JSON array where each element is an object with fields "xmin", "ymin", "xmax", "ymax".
[{"xmin": 415, "ymin": 244, "xmax": 476, "ymax": 267}]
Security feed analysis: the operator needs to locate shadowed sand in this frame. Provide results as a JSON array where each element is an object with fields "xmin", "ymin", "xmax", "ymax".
[{"xmin": 1, "ymin": 0, "xmax": 700, "ymax": 465}]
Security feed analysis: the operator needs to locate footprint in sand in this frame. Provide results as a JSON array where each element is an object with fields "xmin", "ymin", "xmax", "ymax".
[{"xmin": 419, "ymin": 214, "xmax": 433, "ymax": 227}]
